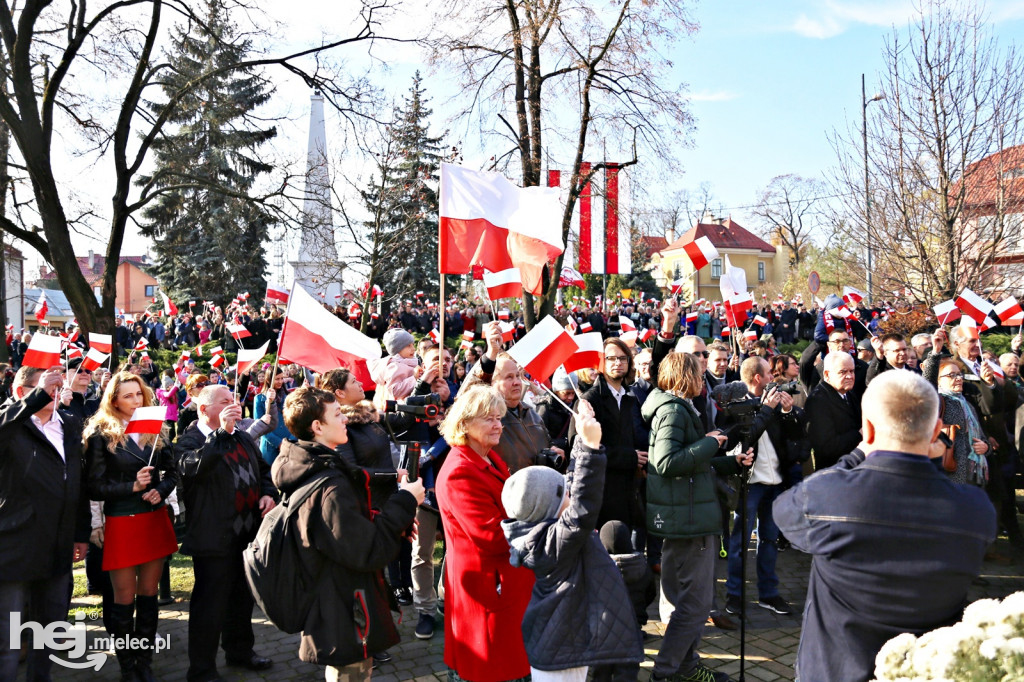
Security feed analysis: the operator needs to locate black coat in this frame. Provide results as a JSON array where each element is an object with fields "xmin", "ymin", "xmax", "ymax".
[
  {"xmin": 337, "ymin": 401, "xmax": 397, "ymax": 509},
  {"xmin": 273, "ymin": 439, "xmax": 417, "ymax": 666},
  {"xmin": 175, "ymin": 421, "xmax": 277, "ymax": 556},
  {"xmin": 86, "ymin": 431, "xmax": 179, "ymax": 516},
  {"xmin": 804, "ymin": 381, "xmax": 862, "ymax": 471},
  {"xmin": 535, "ymin": 394, "xmax": 574, "ymax": 451},
  {"xmin": 569, "ymin": 375, "xmax": 641, "ymax": 528},
  {"xmin": 0, "ymin": 388, "xmax": 89, "ymax": 578},
  {"xmin": 799, "ymin": 340, "xmax": 868, "ymax": 406}
]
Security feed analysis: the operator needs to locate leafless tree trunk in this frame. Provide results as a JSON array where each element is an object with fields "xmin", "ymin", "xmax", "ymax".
[
  {"xmin": 429, "ymin": 0, "xmax": 697, "ymax": 327},
  {"xmin": 752, "ymin": 174, "xmax": 824, "ymax": 268}
]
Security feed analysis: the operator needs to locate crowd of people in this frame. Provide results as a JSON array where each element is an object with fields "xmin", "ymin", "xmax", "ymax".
[{"xmin": 0, "ymin": 287, "xmax": 1020, "ymax": 682}]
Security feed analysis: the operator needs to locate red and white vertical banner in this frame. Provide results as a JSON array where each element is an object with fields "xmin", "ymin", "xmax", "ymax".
[
  {"xmin": 578, "ymin": 162, "xmax": 605, "ymax": 274},
  {"xmin": 604, "ymin": 164, "xmax": 631, "ymax": 275}
]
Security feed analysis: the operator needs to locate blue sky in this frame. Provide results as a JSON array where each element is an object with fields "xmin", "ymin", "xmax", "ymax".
[{"xmin": 664, "ymin": 0, "xmax": 1024, "ymax": 229}]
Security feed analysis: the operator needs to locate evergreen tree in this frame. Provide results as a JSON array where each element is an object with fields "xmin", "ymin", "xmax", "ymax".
[
  {"xmin": 368, "ymin": 72, "xmax": 445, "ymax": 304},
  {"xmin": 138, "ymin": 0, "xmax": 276, "ymax": 304}
]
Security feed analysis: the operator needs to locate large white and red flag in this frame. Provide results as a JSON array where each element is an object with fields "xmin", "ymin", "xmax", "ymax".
[
  {"xmin": 81, "ymin": 347, "xmax": 110, "ymax": 372},
  {"xmin": 125, "ymin": 406, "xmax": 167, "ymax": 435},
  {"xmin": 439, "ymin": 163, "xmax": 564, "ymax": 295},
  {"xmin": 577, "ymin": 162, "xmax": 604, "ymax": 274},
  {"xmin": 236, "ymin": 341, "xmax": 271, "ymax": 376},
  {"xmin": 159, "ymin": 290, "xmax": 178, "ymax": 316},
  {"xmin": 955, "ymin": 288, "xmax": 993, "ymax": 324},
  {"xmin": 89, "ymin": 333, "xmax": 112, "ymax": 354},
  {"xmin": 934, "ymin": 299, "xmax": 961, "ymax": 325},
  {"xmin": 278, "ymin": 284, "xmax": 382, "ymax": 387},
  {"xmin": 683, "ymin": 236, "xmax": 719, "ymax": 271},
  {"xmin": 558, "ymin": 266, "xmax": 585, "ymax": 289},
  {"xmin": 994, "ymin": 297, "xmax": 1024, "ymax": 325},
  {"xmin": 506, "ymin": 315, "xmax": 579, "ymax": 382},
  {"xmin": 483, "ymin": 268, "xmax": 523, "ymax": 300},
  {"xmin": 265, "ymin": 284, "xmax": 290, "ymax": 305},
  {"xmin": 562, "ymin": 332, "xmax": 603, "ymax": 373}
]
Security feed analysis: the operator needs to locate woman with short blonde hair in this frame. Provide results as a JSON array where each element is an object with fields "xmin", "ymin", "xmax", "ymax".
[{"xmin": 440, "ymin": 384, "xmax": 507, "ymax": 446}]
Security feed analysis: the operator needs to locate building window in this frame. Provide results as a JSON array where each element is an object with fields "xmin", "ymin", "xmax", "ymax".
[
  {"xmin": 145, "ymin": 285, "xmax": 156, "ymax": 297},
  {"xmin": 711, "ymin": 259, "xmax": 722, "ymax": 279},
  {"xmin": 758, "ymin": 262, "xmax": 766, "ymax": 282},
  {"xmin": 673, "ymin": 263, "xmax": 682, "ymax": 280}
]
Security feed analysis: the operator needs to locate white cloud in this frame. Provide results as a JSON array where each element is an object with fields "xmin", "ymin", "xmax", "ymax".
[
  {"xmin": 689, "ymin": 90, "xmax": 740, "ymax": 102},
  {"xmin": 791, "ymin": 13, "xmax": 845, "ymax": 39}
]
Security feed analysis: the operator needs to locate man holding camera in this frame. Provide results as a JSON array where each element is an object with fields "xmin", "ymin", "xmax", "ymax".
[{"xmin": 721, "ymin": 357, "xmax": 806, "ymax": 617}]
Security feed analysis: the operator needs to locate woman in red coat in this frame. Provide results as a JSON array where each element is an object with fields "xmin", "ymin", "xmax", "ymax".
[{"xmin": 437, "ymin": 384, "xmax": 534, "ymax": 682}]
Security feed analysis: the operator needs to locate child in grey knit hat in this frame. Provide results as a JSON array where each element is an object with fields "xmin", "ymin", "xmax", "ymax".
[
  {"xmin": 500, "ymin": 400, "xmax": 643, "ymax": 682},
  {"xmin": 369, "ymin": 328, "xmax": 418, "ymax": 411}
]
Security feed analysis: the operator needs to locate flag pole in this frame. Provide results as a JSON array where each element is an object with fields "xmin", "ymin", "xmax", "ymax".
[
  {"xmin": 438, "ymin": 275, "xmax": 446, "ymax": 381},
  {"xmin": 268, "ymin": 280, "xmax": 298, "ymax": 391},
  {"xmin": 559, "ymin": 364, "xmax": 585, "ymax": 403},
  {"xmin": 534, "ymin": 378, "xmax": 576, "ymax": 413}
]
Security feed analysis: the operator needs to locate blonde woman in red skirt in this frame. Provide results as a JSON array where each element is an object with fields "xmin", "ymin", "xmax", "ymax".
[{"xmin": 85, "ymin": 371, "xmax": 179, "ymax": 682}]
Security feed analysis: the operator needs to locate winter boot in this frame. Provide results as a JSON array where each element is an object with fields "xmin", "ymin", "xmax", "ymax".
[
  {"xmin": 134, "ymin": 595, "xmax": 160, "ymax": 682},
  {"xmin": 108, "ymin": 602, "xmax": 136, "ymax": 682}
]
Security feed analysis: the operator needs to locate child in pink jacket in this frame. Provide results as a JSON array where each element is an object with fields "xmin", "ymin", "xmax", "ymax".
[{"xmin": 371, "ymin": 328, "xmax": 418, "ymax": 411}]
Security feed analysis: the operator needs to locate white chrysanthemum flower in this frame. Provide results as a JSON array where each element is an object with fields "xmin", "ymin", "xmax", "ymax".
[
  {"xmin": 875, "ymin": 632, "xmax": 918, "ymax": 679},
  {"xmin": 963, "ymin": 599, "xmax": 1001, "ymax": 627},
  {"xmin": 979, "ymin": 636, "xmax": 1006, "ymax": 659}
]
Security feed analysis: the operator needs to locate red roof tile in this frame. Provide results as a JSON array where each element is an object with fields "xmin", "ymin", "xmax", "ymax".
[
  {"xmin": 663, "ymin": 218, "xmax": 776, "ymax": 254},
  {"xmin": 960, "ymin": 145, "xmax": 1024, "ymax": 218},
  {"xmin": 76, "ymin": 255, "xmax": 150, "ymax": 281},
  {"xmin": 641, "ymin": 236, "xmax": 668, "ymax": 259}
]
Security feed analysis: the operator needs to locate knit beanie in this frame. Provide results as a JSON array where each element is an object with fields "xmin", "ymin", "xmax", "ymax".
[
  {"xmin": 383, "ymin": 328, "xmax": 415, "ymax": 356},
  {"xmin": 502, "ymin": 465, "xmax": 566, "ymax": 523},
  {"xmin": 599, "ymin": 520, "xmax": 634, "ymax": 555}
]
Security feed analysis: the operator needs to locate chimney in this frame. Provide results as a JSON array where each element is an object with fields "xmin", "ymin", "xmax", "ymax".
[
  {"xmin": 702, "ymin": 209, "xmax": 714, "ymax": 224},
  {"xmin": 666, "ymin": 227, "xmax": 676, "ymax": 244},
  {"xmin": 88, "ymin": 250, "xmax": 95, "ymax": 271}
]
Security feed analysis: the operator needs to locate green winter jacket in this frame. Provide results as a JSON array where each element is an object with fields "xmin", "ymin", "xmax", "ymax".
[{"xmin": 641, "ymin": 389, "xmax": 741, "ymax": 539}]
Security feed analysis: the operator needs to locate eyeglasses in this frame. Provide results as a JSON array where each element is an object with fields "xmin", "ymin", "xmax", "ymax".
[
  {"xmin": 694, "ymin": 351, "xmax": 710, "ymax": 358},
  {"xmin": 604, "ymin": 355, "xmax": 629, "ymax": 364},
  {"xmin": 939, "ymin": 372, "xmax": 963, "ymax": 380},
  {"xmin": 828, "ymin": 338, "xmax": 852, "ymax": 345}
]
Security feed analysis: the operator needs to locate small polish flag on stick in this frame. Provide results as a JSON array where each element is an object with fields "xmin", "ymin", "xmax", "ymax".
[
  {"xmin": 670, "ymin": 279, "xmax": 687, "ymax": 296},
  {"xmin": 842, "ymin": 286, "xmax": 865, "ymax": 307},
  {"xmin": 743, "ymin": 329, "xmax": 758, "ymax": 340},
  {"xmin": 81, "ymin": 347, "xmax": 109, "ymax": 372},
  {"xmin": 565, "ymin": 318, "xmax": 578, "ymax": 334},
  {"xmin": 24, "ymin": 334, "xmax": 64, "ymax": 369},
  {"xmin": 934, "ymin": 299, "xmax": 961, "ymax": 325},
  {"xmin": 638, "ymin": 328, "xmax": 656, "ymax": 343},
  {"xmin": 685, "ymin": 311, "xmax": 699, "ymax": 324},
  {"xmin": 429, "ymin": 329, "xmax": 441, "ymax": 344},
  {"xmin": 211, "ymin": 354, "xmax": 226, "ymax": 369},
  {"xmin": 193, "ymin": 344, "xmax": 204, "ymax": 357},
  {"xmin": 683, "ymin": 236, "xmax": 720, "ymax": 270},
  {"xmin": 580, "ymin": 321, "xmax": 593, "ymax": 333},
  {"xmin": 988, "ymin": 359, "xmax": 1005, "ymax": 379},
  {"xmin": 66, "ymin": 346, "xmax": 83, "ymax": 360},
  {"xmin": 125, "ymin": 405, "xmax": 167, "ymax": 435},
  {"xmin": 159, "ymin": 290, "xmax": 178, "ymax": 316},
  {"xmin": 209, "ymin": 346, "xmax": 224, "ymax": 356},
  {"xmin": 721, "ymin": 327, "xmax": 731, "ymax": 338},
  {"xmin": 134, "ymin": 338, "xmax": 149, "ymax": 351},
  {"xmin": 562, "ymin": 332, "xmax": 603, "ymax": 373},
  {"xmin": 959, "ymin": 316, "xmax": 980, "ymax": 340},
  {"xmin": 499, "ymin": 321, "xmax": 516, "ymax": 344},
  {"xmin": 994, "ymin": 297, "xmax": 1024, "ymax": 325},
  {"xmin": 236, "ymin": 341, "xmax": 271, "ymax": 377},
  {"xmin": 498, "ymin": 308, "xmax": 511, "ymax": 321},
  {"xmin": 955, "ymin": 288, "xmax": 994, "ymax": 324},
  {"xmin": 828, "ymin": 304, "xmax": 853, "ymax": 318},
  {"xmin": 752, "ymin": 315, "xmax": 768, "ymax": 327},
  {"xmin": 506, "ymin": 316, "xmax": 580, "ymax": 382},
  {"xmin": 226, "ymin": 322, "xmax": 251, "ymax": 340},
  {"xmin": 483, "ymin": 268, "xmax": 523, "ymax": 300},
  {"xmin": 89, "ymin": 333, "xmax": 112, "ymax": 353},
  {"xmin": 619, "ymin": 316, "xmax": 636, "ymax": 333},
  {"xmin": 179, "ymin": 349, "xmax": 191, "ymax": 364}
]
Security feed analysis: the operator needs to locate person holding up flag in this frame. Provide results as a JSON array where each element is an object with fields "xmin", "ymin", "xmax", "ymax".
[{"xmin": 84, "ymin": 372, "xmax": 178, "ymax": 682}]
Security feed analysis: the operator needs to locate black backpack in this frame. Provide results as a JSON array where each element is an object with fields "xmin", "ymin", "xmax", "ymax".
[{"xmin": 243, "ymin": 472, "xmax": 332, "ymax": 634}]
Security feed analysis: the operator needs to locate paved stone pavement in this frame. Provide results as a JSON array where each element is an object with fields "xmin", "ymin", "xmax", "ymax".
[{"xmin": 41, "ymin": 534, "xmax": 1024, "ymax": 681}]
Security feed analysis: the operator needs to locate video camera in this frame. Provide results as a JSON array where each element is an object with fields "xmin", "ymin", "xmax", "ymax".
[
  {"xmin": 536, "ymin": 448, "xmax": 566, "ymax": 472},
  {"xmin": 384, "ymin": 393, "xmax": 443, "ymax": 420},
  {"xmin": 711, "ymin": 381, "xmax": 762, "ymax": 462}
]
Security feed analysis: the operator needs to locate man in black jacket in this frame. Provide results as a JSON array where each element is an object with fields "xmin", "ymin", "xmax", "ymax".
[
  {"xmin": 805, "ymin": 352, "xmax": 862, "ymax": 471},
  {"xmin": 865, "ymin": 332, "xmax": 920, "ymax": 385},
  {"xmin": 722, "ymin": 357, "xmax": 805, "ymax": 618},
  {"xmin": 176, "ymin": 384, "xmax": 278, "ymax": 682},
  {"xmin": 0, "ymin": 366, "xmax": 89, "ymax": 681},
  {"xmin": 568, "ymin": 337, "xmax": 643, "ymax": 531},
  {"xmin": 799, "ymin": 327, "xmax": 868, "ymax": 406}
]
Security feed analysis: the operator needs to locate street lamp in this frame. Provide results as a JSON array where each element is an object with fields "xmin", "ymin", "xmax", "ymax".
[{"xmin": 863, "ymin": 73, "xmax": 885, "ymax": 304}]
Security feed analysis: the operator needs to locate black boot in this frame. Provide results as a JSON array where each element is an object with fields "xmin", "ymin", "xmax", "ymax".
[
  {"xmin": 108, "ymin": 602, "xmax": 136, "ymax": 682},
  {"xmin": 134, "ymin": 595, "xmax": 160, "ymax": 682}
]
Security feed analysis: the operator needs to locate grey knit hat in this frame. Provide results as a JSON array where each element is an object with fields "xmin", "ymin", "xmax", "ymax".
[
  {"xmin": 383, "ymin": 328, "xmax": 415, "ymax": 356},
  {"xmin": 502, "ymin": 466, "xmax": 566, "ymax": 523}
]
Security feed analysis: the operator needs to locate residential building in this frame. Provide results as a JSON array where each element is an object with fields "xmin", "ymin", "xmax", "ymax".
[
  {"xmin": 654, "ymin": 213, "xmax": 787, "ymax": 301},
  {"xmin": 36, "ymin": 250, "xmax": 157, "ymax": 316},
  {"xmin": 4, "ymin": 245, "xmax": 25, "ymax": 331},
  {"xmin": 25, "ymin": 287, "xmax": 75, "ymax": 331}
]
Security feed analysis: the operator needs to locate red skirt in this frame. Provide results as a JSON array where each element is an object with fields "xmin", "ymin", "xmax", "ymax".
[{"xmin": 102, "ymin": 508, "xmax": 178, "ymax": 571}]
